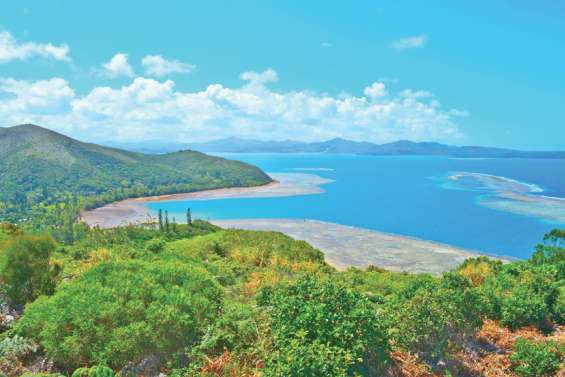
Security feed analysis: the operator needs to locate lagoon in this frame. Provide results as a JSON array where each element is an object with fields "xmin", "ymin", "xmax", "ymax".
[{"xmin": 146, "ymin": 154, "xmax": 565, "ymax": 259}]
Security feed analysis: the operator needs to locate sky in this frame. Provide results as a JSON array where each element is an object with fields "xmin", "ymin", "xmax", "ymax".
[{"xmin": 0, "ymin": 1, "xmax": 564, "ymax": 149}]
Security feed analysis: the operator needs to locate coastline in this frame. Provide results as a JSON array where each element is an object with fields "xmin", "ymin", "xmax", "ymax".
[
  {"xmin": 79, "ymin": 172, "xmax": 332, "ymax": 228},
  {"xmin": 212, "ymin": 219, "xmax": 509, "ymax": 274},
  {"xmin": 80, "ymin": 172, "xmax": 507, "ymax": 273}
]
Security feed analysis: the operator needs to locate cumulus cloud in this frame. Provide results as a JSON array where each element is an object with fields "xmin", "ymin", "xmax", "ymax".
[
  {"xmin": 141, "ymin": 55, "xmax": 195, "ymax": 76},
  {"xmin": 0, "ymin": 30, "xmax": 70, "ymax": 63},
  {"xmin": 391, "ymin": 35, "xmax": 427, "ymax": 51},
  {"xmin": 101, "ymin": 53, "xmax": 135, "ymax": 77},
  {"xmin": 0, "ymin": 69, "xmax": 465, "ymax": 143},
  {"xmin": 364, "ymin": 82, "xmax": 388, "ymax": 99}
]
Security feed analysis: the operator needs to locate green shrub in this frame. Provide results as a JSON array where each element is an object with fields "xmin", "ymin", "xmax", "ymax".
[
  {"xmin": 193, "ymin": 301, "xmax": 262, "ymax": 357},
  {"xmin": 0, "ymin": 235, "xmax": 61, "ymax": 305},
  {"xmin": 258, "ymin": 276, "xmax": 389, "ymax": 376},
  {"xmin": 0, "ymin": 335, "xmax": 36, "ymax": 358},
  {"xmin": 510, "ymin": 338, "xmax": 563, "ymax": 377},
  {"xmin": 16, "ymin": 260, "xmax": 223, "ymax": 370},
  {"xmin": 386, "ymin": 274, "xmax": 482, "ymax": 366},
  {"xmin": 499, "ymin": 277, "xmax": 557, "ymax": 331},
  {"xmin": 71, "ymin": 365, "xmax": 114, "ymax": 377},
  {"xmin": 264, "ymin": 339, "xmax": 352, "ymax": 377}
]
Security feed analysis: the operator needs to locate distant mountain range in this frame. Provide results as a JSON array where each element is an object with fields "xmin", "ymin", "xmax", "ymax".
[{"xmin": 106, "ymin": 137, "xmax": 565, "ymax": 159}]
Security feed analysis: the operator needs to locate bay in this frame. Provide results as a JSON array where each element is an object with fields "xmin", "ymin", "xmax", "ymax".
[{"xmin": 146, "ymin": 154, "xmax": 565, "ymax": 259}]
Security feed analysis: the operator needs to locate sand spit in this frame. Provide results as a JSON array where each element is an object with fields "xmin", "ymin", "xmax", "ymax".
[{"xmin": 80, "ymin": 173, "xmax": 332, "ymax": 228}]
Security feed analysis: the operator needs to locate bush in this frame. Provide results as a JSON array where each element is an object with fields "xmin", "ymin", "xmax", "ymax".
[
  {"xmin": 16, "ymin": 260, "xmax": 223, "ymax": 370},
  {"xmin": 386, "ymin": 274, "xmax": 482, "ymax": 366},
  {"xmin": 71, "ymin": 366, "xmax": 114, "ymax": 377},
  {"xmin": 0, "ymin": 335, "xmax": 36, "ymax": 358},
  {"xmin": 0, "ymin": 235, "xmax": 61, "ymax": 305},
  {"xmin": 500, "ymin": 285, "xmax": 550, "ymax": 330},
  {"xmin": 258, "ymin": 276, "xmax": 389, "ymax": 376},
  {"xmin": 510, "ymin": 338, "xmax": 563, "ymax": 377},
  {"xmin": 264, "ymin": 339, "xmax": 352, "ymax": 377}
]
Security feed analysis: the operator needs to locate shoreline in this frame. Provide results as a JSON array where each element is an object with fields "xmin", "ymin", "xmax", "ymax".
[
  {"xmin": 212, "ymin": 218, "xmax": 510, "ymax": 274},
  {"xmin": 79, "ymin": 172, "xmax": 332, "ymax": 228},
  {"xmin": 80, "ymin": 172, "xmax": 509, "ymax": 273}
]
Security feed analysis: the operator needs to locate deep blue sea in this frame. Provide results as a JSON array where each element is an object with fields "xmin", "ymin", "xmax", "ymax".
[{"xmin": 147, "ymin": 154, "xmax": 565, "ymax": 259}]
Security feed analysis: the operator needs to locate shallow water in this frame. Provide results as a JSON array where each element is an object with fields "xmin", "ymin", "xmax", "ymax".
[{"xmin": 146, "ymin": 154, "xmax": 565, "ymax": 259}]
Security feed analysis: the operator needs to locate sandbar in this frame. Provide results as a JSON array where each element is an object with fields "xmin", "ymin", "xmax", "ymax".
[{"xmin": 213, "ymin": 218, "xmax": 510, "ymax": 274}]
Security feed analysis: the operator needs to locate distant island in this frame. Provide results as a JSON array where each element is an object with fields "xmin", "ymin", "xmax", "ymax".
[{"xmin": 106, "ymin": 137, "xmax": 565, "ymax": 159}]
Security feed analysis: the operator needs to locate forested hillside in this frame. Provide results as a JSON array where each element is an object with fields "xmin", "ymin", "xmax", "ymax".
[
  {"xmin": 0, "ymin": 221, "xmax": 562, "ymax": 376},
  {"xmin": 0, "ymin": 125, "xmax": 271, "ymax": 229}
]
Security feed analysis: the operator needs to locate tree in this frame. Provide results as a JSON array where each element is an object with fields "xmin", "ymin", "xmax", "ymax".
[
  {"xmin": 0, "ymin": 235, "xmax": 61, "ymax": 305},
  {"xmin": 172, "ymin": 216, "xmax": 177, "ymax": 233},
  {"xmin": 187, "ymin": 208, "xmax": 192, "ymax": 227},
  {"xmin": 164, "ymin": 211, "xmax": 170, "ymax": 233},
  {"xmin": 158, "ymin": 209, "xmax": 164, "ymax": 232}
]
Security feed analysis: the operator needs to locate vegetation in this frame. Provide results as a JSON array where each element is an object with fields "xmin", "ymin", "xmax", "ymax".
[
  {"xmin": 0, "ymin": 235, "xmax": 60, "ymax": 305},
  {"xmin": 0, "ymin": 220, "xmax": 562, "ymax": 376},
  {"xmin": 510, "ymin": 338, "xmax": 563, "ymax": 377},
  {"xmin": 0, "ymin": 126, "xmax": 562, "ymax": 375},
  {"xmin": 0, "ymin": 125, "xmax": 271, "ymax": 232}
]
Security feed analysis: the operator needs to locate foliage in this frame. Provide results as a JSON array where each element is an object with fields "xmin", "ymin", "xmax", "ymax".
[
  {"xmin": 258, "ymin": 276, "xmax": 389, "ymax": 376},
  {"xmin": 71, "ymin": 366, "xmax": 115, "ymax": 377},
  {"xmin": 0, "ymin": 207, "xmax": 562, "ymax": 376},
  {"xmin": 0, "ymin": 235, "xmax": 61, "ymax": 305},
  {"xmin": 0, "ymin": 335, "xmax": 36, "ymax": 358},
  {"xmin": 385, "ymin": 273, "xmax": 483, "ymax": 367},
  {"xmin": 15, "ymin": 260, "xmax": 223, "ymax": 370},
  {"xmin": 0, "ymin": 125, "xmax": 271, "ymax": 233},
  {"xmin": 509, "ymin": 338, "xmax": 563, "ymax": 377},
  {"xmin": 263, "ymin": 339, "xmax": 353, "ymax": 377}
]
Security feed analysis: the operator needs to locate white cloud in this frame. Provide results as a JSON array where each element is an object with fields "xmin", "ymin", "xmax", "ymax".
[
  {"xmin": 400, "ymin": 89, "xmax": 433, "ymax": 98},
  {"xmin": 391, "ymin": 35, "xmax": 427, "ymax": 51},
  {"xmin": 142, "ymin": 55, "xmax": 195, "ymax": 77},
  {"xmin": 364, "ymin": 82, "xmax": 388, "ymax": 99},
  {"xmin": 101, "ymin": 53, "xmax": 135, "ymax": 78},
  {"xmin": 0, "ymin": 69, "xmax": 465, "ymax": 143},
  {"xmin": 240, "ymin": 68, "xmax": 278, "ymax": 88},
  {"xmin": 0, "ymin": 30, "xmax": 71, "ymax": 63}
]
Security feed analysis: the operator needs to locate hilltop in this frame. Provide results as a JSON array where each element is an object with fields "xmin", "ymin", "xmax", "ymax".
[{"xmin": 0, "ymin": 124, "xmax": 271, "ymax": 225}]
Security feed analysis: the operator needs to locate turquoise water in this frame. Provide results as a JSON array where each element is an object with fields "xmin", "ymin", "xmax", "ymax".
[{"xmin": 146, "ymin": 154, "xmax": 565, "ymax": 259}]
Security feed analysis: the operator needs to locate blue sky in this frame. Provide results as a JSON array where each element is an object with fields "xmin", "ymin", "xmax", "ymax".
[{"xmin": 1, "ymin": 1, "xmax": 564, "ymax": 149}]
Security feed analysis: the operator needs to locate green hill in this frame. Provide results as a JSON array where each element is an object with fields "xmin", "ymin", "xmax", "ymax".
[{"xmin": 0, "ymin": 124, "xmax": 271, "ymax": 225}]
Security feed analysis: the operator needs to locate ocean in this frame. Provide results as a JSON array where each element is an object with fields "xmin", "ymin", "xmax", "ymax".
[{"xmin": 146, "ymin": 154, "xmax": 565, "ymax": 259}]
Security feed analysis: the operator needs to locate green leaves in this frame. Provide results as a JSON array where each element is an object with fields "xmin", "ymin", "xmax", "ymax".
[
  {"xmin": 259, "ymin": 276, "xmax": 389, "ymax": 376},
  {"xmin": 510, "ymin": 338, "xmax": 564, "ymax": 377},
  {"xmin": 0, "ymin": 235, "xmax": 60, "ymax": 305},
  {"xmin": 71, "ymin": 366, "xmax": 115, "ymax": 377},
  {"xmin": 384, "ymin": 273, "xmax": 483, "ymax": 367},
  {"xmin": 15, "ymin": 260, "xmax": 223, "ymax": 370}
]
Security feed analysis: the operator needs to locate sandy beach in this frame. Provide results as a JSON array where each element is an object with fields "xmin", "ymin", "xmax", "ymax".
[{"xmin": 80, "ymin": 173, "xmax": 333, "ymax": 228}]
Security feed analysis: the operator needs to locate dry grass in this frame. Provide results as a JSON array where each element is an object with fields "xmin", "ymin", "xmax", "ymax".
[
  {"xmin": 200, "ymin": 350, "xmax": 262, "ymax": 377},
  {"xmin": 455, "ymin": 320, "xmax": 565, "ymax": 377}
]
